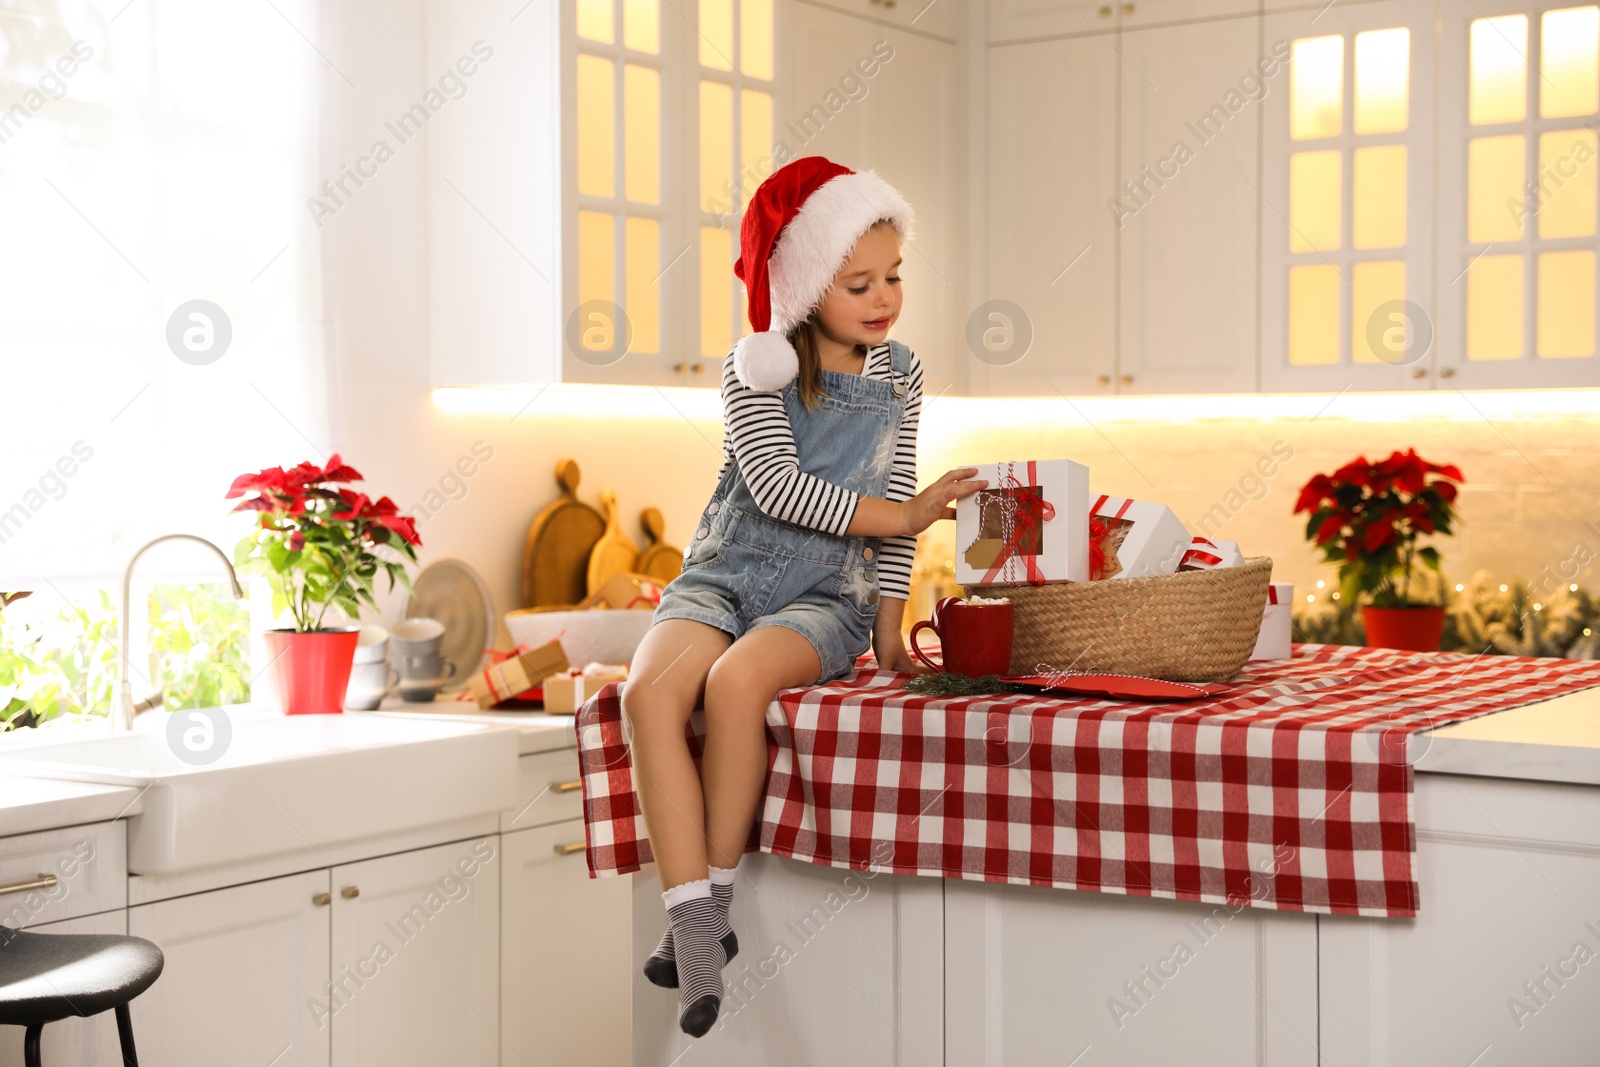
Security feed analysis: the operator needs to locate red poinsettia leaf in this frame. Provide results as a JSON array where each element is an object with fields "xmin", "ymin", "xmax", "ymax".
[
  {"xmin": 1314, "ymin": 514, "xmax": 1344, "ymax": 544},
  {"xmin": 1363, "ymin": 519, "xmax": 1395, "ymax": 552},
  {"xmin": 1435, "ymin": 481, "xmax": 1459, "ymax": 503}
]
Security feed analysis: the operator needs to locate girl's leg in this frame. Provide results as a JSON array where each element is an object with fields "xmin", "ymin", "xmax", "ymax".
[
  {"xmin": 700, "ymin": 625, "xmax": 822, "ymax": 869},
  {"xmin": 621, "ymin": 618, "xmax": 732, "ymax": 890}
]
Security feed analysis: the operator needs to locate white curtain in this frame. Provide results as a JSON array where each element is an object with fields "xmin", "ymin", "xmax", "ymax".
[{"xmin": 0, "ymin": 0, "xmax": 329, "ymax": 586}]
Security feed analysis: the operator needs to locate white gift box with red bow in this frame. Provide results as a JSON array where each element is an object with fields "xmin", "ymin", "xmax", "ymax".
[
  {"xmin": 956, "ymin": 459, "xmax": 1090, "ymax": 587},
  {"xmin": 1090, "ymin": 494, "xmax": 1192, "ymax": 579},
  {"xmin": 1250, "ymin": 582, "xmax": 1295, "ymax": 660}
]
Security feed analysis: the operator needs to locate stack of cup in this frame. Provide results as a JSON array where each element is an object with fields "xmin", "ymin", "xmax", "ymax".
[
  {"xmin": 389, "ymin": 618, "xmax": 456, "ymax": 702},
  {"xmin": 345, "ymin": 624, "xmax": 397, "ymax": 710}
]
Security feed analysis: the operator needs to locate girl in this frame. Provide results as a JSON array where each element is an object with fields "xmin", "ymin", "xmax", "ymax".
[{"xmin": 621, "ymin": 156, "xmax": 985, "ymax": 1038}]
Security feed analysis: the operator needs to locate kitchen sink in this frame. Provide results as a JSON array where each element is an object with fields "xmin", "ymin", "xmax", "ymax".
[{"xmin": 0, "ymin": 712, "xmax": 520, "ymax": 875}]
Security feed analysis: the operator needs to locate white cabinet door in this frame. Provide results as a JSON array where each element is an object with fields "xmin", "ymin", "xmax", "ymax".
[
  {"xmin": 329, "ymin": 837, "xmax": 500, "ymax": 1067},
  {"xmin": 1321, "ymin": 774, "xmax": 1600, "ymax": 1065},
  {"xmin": 945, "ymin": 880, "xmax": 1319, "ymax": 1065},
  {"xmin": 1117, "ymin": 16, "xmax": 1261, "ymax": 394},
  {"xmin": 632, "ymin": 852, "xmax": 944, "ymax": 1066},
  {"xmin": 783, "ymin": 5, "xmax": 965, "ymax": 394},
  {"xmin": 984, "ymin": 35, "xmax": 1119, "ymax": 395},
  {"xmin": 128, "ymin": 868, "xmax": 331, "ymax": 1067},
  {"xmin": 0, "ymin": 910, "xmax": 127, "ymax": 1067},
  {"xmin": 990, "ymin": 0, "xmax": 1251, "ymax": 43},
  {"xmin": 500, "ymin": 821, "xmax": 632, "ymax": 1067}
]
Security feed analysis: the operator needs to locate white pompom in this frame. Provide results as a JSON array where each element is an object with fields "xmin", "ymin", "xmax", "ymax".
[{"xmin": 732, "ymin": 331, "xmax": 799, "ymax": 391}]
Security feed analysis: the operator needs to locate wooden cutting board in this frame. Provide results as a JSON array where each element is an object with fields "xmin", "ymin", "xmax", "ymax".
[
  {"xmin": 635, "ymin": 507, "xmax": 685, "ymax": 584},
  {"xmin": 586, "ymin": 488, "xmax": 641, "ymax": 595},
  {"xmin": 521, "ymin": 459, "xmax": 606, "ymax": 608}
]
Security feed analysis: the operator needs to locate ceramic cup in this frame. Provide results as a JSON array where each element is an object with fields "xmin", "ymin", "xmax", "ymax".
[
  {"xmin": 353, "ymin": 623, "xmax": 390, "ymax": 665},
  {"xmin": 395, "ymin": 652, "xmax": 457, "ymax": 702},
  {"xmin": 909, "ymin": 596, "xmax": 1015, "ymax": 677},
  {"xmin": 345, "ymin": 662, "xmax": 399, "ymax": 710},
  {"xmin": 390, "ymin": 617, "xmax": 445, "ymax": 659}
]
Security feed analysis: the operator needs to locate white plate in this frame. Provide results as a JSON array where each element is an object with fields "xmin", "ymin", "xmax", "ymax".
[{"xmin": 404, "ymin": 559, "xmax": 497, "ymax": 692}]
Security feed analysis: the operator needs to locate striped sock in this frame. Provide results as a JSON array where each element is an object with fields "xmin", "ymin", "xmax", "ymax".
[
  {"xmin": 643, "ymin": 866, "xmax": 739, "ymax": 988},
  {"xmin": 663, "ymin": 879, "xmax": 726, "ymax": 1037}
]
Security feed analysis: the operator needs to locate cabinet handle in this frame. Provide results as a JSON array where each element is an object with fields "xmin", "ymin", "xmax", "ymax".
[
  {"xmin": 692, "ymin": 362, "xmax": 704, "ymax": 373},
  {"xmin": 552, "ymin": 780, "xmax": 583, "ymax": 793},
  {"xmin": 673, "ymin": 362, "xmax": 688, "ymax": 373},
  {"xmin": 553, "ymin": 842, "xmax": 587, "ymax": 856},
  {"xmin": 1439, "ymin": 367, "xmax": 1455, "ymax": 379},
  {"xmin": 1122, "ymin": 2, "xmax": 1134, "ymax": 12},
  {"xmin": 1098, "ymin": 4, "xmax": 1111, "ymax": 15},
  {"xmin": 0, "ymin": 874, "xmax": 58, "ymax": 897},
  {"xmin": 1411, "ymin": 367, "xmax": 1427, "ymax": 379},
  {"xmin": 1097, "ymin": 374, "xmax": 1111, "ymax": 387},
  {"xmin": 312, "ymin": 892, "xmax": 332, "ymax": 906},
  {"xmin": 1120, "ymin": 374, "xmax": 1134, "ymax": 386},
  {"xmin": 342, "ymin": 886, "xmax": 361, "ymax": 900}
]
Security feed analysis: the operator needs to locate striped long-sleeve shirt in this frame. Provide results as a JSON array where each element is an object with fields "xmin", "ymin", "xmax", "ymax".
[{"xmin": 717, "ymin": 342, "xmax": 923, "ymax": 601}]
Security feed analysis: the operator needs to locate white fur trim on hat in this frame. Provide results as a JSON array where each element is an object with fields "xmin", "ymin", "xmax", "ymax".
[
  {"xmin": 767, "ymin": 170, "xmax": 915, "ymax": 337},
  {"xmin": 732, "ymin": 330, "xmax": 799, "ymax": 392}
]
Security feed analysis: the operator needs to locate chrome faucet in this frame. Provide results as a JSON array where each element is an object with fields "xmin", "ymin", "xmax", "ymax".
[{"xmin": 115, "ymin": 534, "xmax": 244, "ymax": 731}]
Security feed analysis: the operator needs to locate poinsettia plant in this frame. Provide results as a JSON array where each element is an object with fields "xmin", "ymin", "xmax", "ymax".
[
  {"xmin": 228, "ymin": 455, "xmax": 421, "ymax": 632},
  {"xmin": 1294, "ymin": 449, "xmax": 1463, "ymax": 608}
]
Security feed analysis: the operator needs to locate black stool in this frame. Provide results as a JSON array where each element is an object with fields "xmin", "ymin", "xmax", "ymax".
[{"xmin": 0, "ymin": 925, "xmax": 163, "ymax": 1067}]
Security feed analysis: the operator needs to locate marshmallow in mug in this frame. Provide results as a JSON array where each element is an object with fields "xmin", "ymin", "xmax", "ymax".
[{"xmin": 964, "ymin": 595, "xmax": 1012, "ymax": 605}]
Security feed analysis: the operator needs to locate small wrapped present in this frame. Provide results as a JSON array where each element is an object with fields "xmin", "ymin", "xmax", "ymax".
[
  {"xmin": 1250, "ymin": 582, "xmax": 1295, "ymax": 661},
  {"xmin": 468, "ymin": 639, "xmax": 570, "ymax": 709},
  {"xmin": 1179, "ymin": 536, "xmax": 1244, "ymax": 571},
  {"xmin": 543, "ymin": 663, "xmax": 630, "ymax": 714},
  {"xmin": 1089, "ymin": 495, "xmax": 1192, "ymax": 580},
  {"xmin": 956, "ymin": 459, "xmax": 1090, "ymax": 587}
]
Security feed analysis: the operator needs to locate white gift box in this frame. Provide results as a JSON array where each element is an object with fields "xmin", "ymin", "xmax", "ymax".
[
  {"xmin": 1179, "ymin": 536, "xmax": 1244, "ymax": 571},
  {"xmin": 956, "ymin": 459, "xmax": 1090, "ymax": 586},
  {"xmin": 1250, "ymin": 582, "xmax": 1295, "ymax": 661},
  {"xmin": 1090, "ymin": 495, "xmax": 1192, "ymax": 579}
]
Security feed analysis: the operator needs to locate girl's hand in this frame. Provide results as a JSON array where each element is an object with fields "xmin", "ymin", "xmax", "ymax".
[
  {"xmin": 872, "ymin": 621, "xmax": 927, "ymax": 675},
  {"xmin": 899, "ymin": 468, "xmax": 988, "ymax": 536}
]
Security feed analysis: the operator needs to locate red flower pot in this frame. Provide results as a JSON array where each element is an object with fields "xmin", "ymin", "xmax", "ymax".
[
  {"xmin": 263, "ymin": 629, "xmax": 360, "ymax": 714},
  {"xmin": 1361, "ymin": 606, "xmax": 1446, "ymax": 653}
]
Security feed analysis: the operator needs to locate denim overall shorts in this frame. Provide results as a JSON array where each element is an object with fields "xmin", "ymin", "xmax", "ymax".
[{"xmin": 651, "ymin": 340, "xmax": 913, "ymax": 684}]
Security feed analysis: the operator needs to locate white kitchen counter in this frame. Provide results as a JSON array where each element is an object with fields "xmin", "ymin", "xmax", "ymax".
[
  {"xmin": 1416, "ymin": 684, "xmax": 1600, "ymax": 785},
  {"xmin": 0, "ymin": 696, "xmax": 577, "ymax": 839},
  {"xmin": 0, "ymin": 775, "xmax": 146, "ymax": 837}
]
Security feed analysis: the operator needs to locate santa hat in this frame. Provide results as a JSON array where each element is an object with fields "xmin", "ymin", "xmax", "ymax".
[{"xmin": 731, "ymin": 156, "xmax": 915, "ymax": 391}]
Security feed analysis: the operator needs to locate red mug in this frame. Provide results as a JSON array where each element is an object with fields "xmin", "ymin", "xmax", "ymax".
[{"xmin": 910, "ymin": 596, "xmax": 1014, "ymax": 677}]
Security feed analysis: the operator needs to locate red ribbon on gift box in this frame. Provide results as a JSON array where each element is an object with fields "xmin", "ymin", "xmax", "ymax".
[
  {"xmin": 1267, "ymin": 585, "xmax": 1280, "ymax": 605},
  {"xmin": 1181, "ymin": 536, "xmax": 1225, "ymax": 569},
  {"xmin": 979, "ymin": 461, "xmax": 1057, "ymax": 586}
]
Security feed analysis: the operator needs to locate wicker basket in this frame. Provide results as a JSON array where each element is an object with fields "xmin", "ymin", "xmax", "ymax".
[{"xmin": 997, "ymin": 556, "xmax": 1274, "ymax": 682}]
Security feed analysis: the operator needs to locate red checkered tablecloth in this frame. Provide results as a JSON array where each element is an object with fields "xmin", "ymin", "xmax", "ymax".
[{"xmin": 574, "ymin": 644, "xmax": 1600, "ymax": 917}]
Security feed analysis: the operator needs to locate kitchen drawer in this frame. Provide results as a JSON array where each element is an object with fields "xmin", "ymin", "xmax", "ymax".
[
  {"xmin": 0, "ymin": 821, "xmax": 126, "ymax": 929},
  {"xmin": 502, "ymin": 747, "xmax": 586, "ymax": 832}
]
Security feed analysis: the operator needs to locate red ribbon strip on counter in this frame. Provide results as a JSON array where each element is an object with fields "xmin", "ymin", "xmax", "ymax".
[{"xmin": 979, "ymin": 461, "xmax": 1056, "ymax": 586}]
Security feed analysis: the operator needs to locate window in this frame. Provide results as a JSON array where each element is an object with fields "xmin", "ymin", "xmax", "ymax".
[
  {"xmin": 1459, "ymin": 6, "xmax": 1600, "ymax": 362},
  {"xmin": 1284, "ymin": 27, "xmax": 1415, "ymax": 367},
  {"xmin": 1, "ymin": 0, "xmax": 326, "ymax": 582},
  {"xmin": 569, "ymin": 0, "xmax": 776, "ymax": 376}
]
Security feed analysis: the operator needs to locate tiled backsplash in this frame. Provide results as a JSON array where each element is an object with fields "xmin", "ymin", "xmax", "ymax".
[{"xmin": 915, "ymin": 401, "xmax": 1600, "ymax": 603}]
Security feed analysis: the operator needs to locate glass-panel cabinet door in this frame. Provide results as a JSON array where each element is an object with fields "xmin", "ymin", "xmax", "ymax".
[
  {"xmin": 564, "ymin": 0, "xmax": 776, "ymax": 385},
  {"xmin": 1437, "ymin": 0, "xmax": 1600, "ymax": 388},
  {"xmin": 1261, "ymin": 0, "xmax": 1437, "ymax": 393}
]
